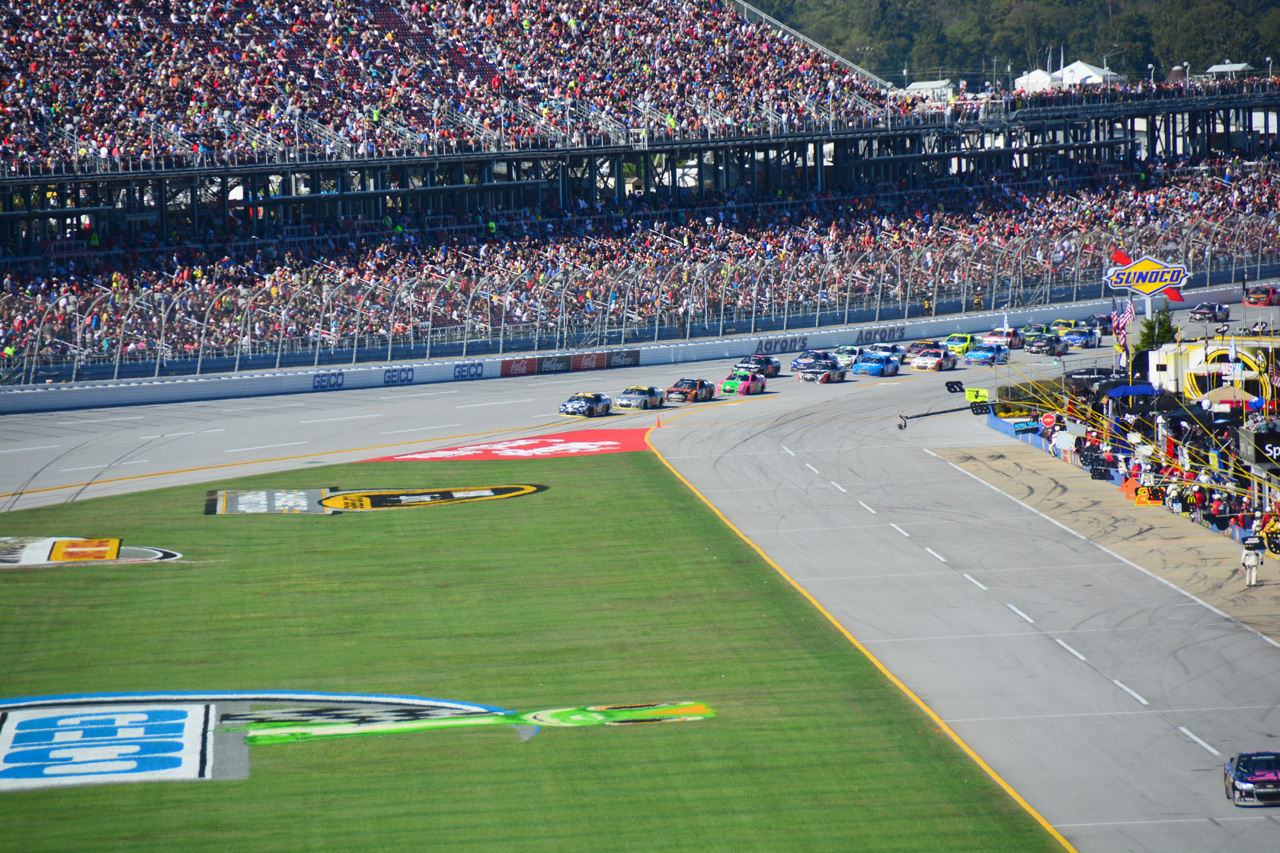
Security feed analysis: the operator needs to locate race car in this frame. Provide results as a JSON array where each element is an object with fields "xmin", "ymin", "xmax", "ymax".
[
  {"xmin": 734, "ymin": 355, "xmax": 781, "ymax": 377},
  {"xmin": 964, "ymin": 344, "xmax": 1010, "ymax": 366},
  {"xmin": 833, "ymin": 345, "xmax": 862, "ymax": 368},
  {"xmin": 790, "ymin": 350, "xmax": 835, "ymax": 371},
  {"xmin": 982, "ymin": 328, "xmax": 1025, "ymax": 349},
  {"xmin": 614, "ymin": 385, "xmax": 666, "ymax": 409},
  {"xmin": 1244, "ymin": 286, "xmax": 1280, "ymax": 307},
  {"xmin": 864, "ymin": 343, "xmax": 908, "ymax": 363},
  {"xmin": 905, "ymin": 339, "xmax": 946, "ymax": 359},
  {"xmin": 1188, "ymin": 302, "xmax": 1230, "ymax": 322},
  {"xmin": 851, "ymin": 353, "xmax": 900, "ymax": 377},
  {"xmin": 665, "ymin": 378, "xmax": 716, "ymax": 403},
  {"xmin": 1021, "ymin": 323, "xmax": 1050, "ymax": 344},
  {"xmin": 721, "ymin": 370, "xmax": 767, "ymax": 395},
  {"xmin": 1026, "ymin": 334, "xmax": 1068, "ymax": 356},
  {"xmin": 559, "ymin": 392, "xmax": 612, "ymax": 417},
  {"xmin": 798, "ymin": 359, "xmax": 847, "ymax": 383},
  {"xmin": 909, "ymin": 348, "xmax": 957, "ymax": 371},
  {"xmin": 1048, "ymin": 318, "xmax": 1078, "ymax": 335},
  {"xmin": 1085, "ymin": 313, "xmax": 1114, "ymax": 335},
  {"xmin": 1224, "ymin": 751, "xmax": 1280, "ymax": 806},
  {"xmin": 1062, "ymin": 325, "xmax": 1102, "ymax": 348},
  {"xmin": 944, "ymin": 333, "xmax": 979, "ymax": 355}
]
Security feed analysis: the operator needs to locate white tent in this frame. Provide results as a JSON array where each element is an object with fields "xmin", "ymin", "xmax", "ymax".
[
  {"xmin": 904, "ymin": 79, "xmax": 955, "ymax": 100},
  {"xmin": 1014, "ymin": 69, "xmax": 1059, "ymax": 93},
  {"xmin": 1205, "ymin": 62, "xmax": 1255, "ymax": 78},
  {"xmin": 1059, "ymin": 60, "xmax": 1123, "ymax": 87}
]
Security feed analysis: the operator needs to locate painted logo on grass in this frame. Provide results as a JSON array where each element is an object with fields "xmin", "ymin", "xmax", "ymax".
[
  {"xmin": 0, "ymin": 692, "xmax": 714, "ymax": 790},
  {"xmin": 205, "ymin": 486, "xmax": 546, "ymax": 515},
  {"xmin": 0, "ymin": 537, "xmax": 182, "ymax": 568},
  {"xmin": 366, "ymin": 429, "xmax": 650, "ymax": 462}
]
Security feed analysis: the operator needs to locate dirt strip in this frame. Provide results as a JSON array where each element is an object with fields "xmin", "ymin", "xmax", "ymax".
[{"xmin": 936, "ymin": 442, "xmax": 1280, "ymax": 641}]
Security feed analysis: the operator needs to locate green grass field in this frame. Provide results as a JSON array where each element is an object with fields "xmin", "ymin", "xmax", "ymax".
[{"xmin": 0, "ymin": 452, "xmax": 1059, "ymax": 851}]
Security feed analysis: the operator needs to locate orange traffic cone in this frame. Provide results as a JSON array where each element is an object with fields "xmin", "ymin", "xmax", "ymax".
[{"xmin": 655, "ymin": 414, "xmax": 662, "ymax": 429}]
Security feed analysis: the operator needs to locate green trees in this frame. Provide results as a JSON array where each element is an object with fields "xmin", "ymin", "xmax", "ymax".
[{"xmin": 1135, "ymin": 304, "xmax": 1179, "ymax": 352}]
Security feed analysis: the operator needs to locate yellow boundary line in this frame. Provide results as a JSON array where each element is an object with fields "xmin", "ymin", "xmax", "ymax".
[{"xmin": 642, "ymin": 424, "xmax": 1077, "ymax": 853}]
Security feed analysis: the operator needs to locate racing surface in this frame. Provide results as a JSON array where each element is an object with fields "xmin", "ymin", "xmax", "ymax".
[{"xmin": 4, "ymin": 345, "xmax": 1280, "ymax": 851}]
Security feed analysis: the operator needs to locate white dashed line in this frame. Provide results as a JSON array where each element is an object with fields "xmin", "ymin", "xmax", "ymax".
[
  {"xmin": 0, "ymin": 445, "xmax": 59, "ymax": 454},
  {"xmin": 1178, "ymin": 726, "xmax": 1220, "ymax": 756},
  {"xmin": 1112, "ymin": 679, "xmax": 1150, "ymax": 706},
  {"xmin": 963, "ymin": 573, "xmax": 987, "ymax": 590},
  {"xmin": 924, "ymin": 547, "xmax": 947, "ymax": 562},
  {"xmin": 1054, "ymin": 638, "xmax": 1087, "ymax": 661},
  {"xmin": 1006, "ymin": 604, "xmax": 1035, "ymax": 624},
  {"xmin": 379, "ymin": 390, "xmax": 460, "ymax": 399},
  {"xmin": 889, "ymin": 523, "xmax": 910, "ymax": 537},
  {"xmin": 830, "ymin": 481, "xmax": 847, "ymax": 493},
  {"xmin": 299, "ymin": 414, "xmax": 384, "ymax": 424},
  {"xmin": 782, "ymin": 445, "xmax": 796, "ymax": 456},
  {"xmin": 57, "ymin": 415, "xmax": 143, "ymax": 425},
  {"xmin": 120, "ymin": 460, "xmax": 150, "ymax": 466},
  {"xmin": 858, "ymin": 501, "xmax": 877, "ymax": 514},
  {"xmin": 457, "ymin": 399, "xmax": 534, "ymax": 408},
  {"xmin": 224, "ymin": 441, "xmax": 308, "ymax": 454},
  {"xmin": 59, "ymin": 464, "xmax": 106, "ymax": 472},
  {"xmin": 804, "ymin": 462, "xmax": 820, "ymax": 474},
  {"xmin": 200, "ymin": 429, "xmax": 225, "ymax": 434},
  {"xmin": 380, "ymin": 424, "xmax": 462, "ymax": 435}
]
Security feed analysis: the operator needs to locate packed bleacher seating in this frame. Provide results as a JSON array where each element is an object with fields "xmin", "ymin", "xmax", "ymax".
[{"xmin": 2, "ymin": 157, "xmax": 1276, "ymax": 368}]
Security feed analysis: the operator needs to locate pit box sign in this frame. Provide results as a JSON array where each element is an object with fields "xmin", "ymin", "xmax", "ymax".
[
  {"xmin": 0, "ymin": 691, "xmax": 713, "ymax": 791},
  {"xmin": 1134, "ymin": 486, "xmax": 1166, "ymax": 507},
  {"xmin": 1012, "ymin": 421, "xmax": 1039, "ymax": 435},
  {"xmin": 206, "ymin": 486, "xmax": 546, "ymax": 515}
]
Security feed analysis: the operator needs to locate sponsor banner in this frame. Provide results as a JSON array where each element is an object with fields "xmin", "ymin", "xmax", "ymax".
[
  {"xmin": 572, "ymin": 351, "xmax": 608, "ymax": 371},
  {"xmin": 311, "ymin": 370, "xmax": 345, "ymax": 390},
  {"xmin": 365, "ymin": 429, "xmax": 651, "ymax": 462},
  {"xmin": 851, "ymin": 325, "xmax": 908, "ymax": 345},
  {"xmin": 500, "ymin": 357, "xmax": 538, "ymax": 377},
  {"xmin": 754, "ymin": 335, "xmax": 808, "ymax": 355},
  {"xmin": 452, "ymin": 362, "xmax": 484, "ymax": 380},
  {"xmin": 383, "ymin": 366, "xmax": 415, "ymax": 386},
  {"xmin": 0, "ymin": 691, "xmax": 712, "ymax": 789},
  {"xmin": 1104, "ymin": 256, "xmax": 1187, "ymax": 297},
  {"xmin": 0, "ymin": 704, "xmax": 213, "ymax": 791},
  {"xmin": 606, "ymin": 349, "xmax": 640, "ymax": 368},
  {"xmin": 0, "ymin": 536, "xmax": 180, "ymax": 568},
  {"xmin": 537, "ymin": 354, "xmax": 572, "ymax": 373},
  {"xmin": 206, "ymin": 486, "xmax": 545, "ymax": 515}
]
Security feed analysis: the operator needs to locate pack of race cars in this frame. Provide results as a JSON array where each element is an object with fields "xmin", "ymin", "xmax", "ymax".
[{"xmin": 558, "ymin": 321, "xmax": 1111, "ymax": 415}]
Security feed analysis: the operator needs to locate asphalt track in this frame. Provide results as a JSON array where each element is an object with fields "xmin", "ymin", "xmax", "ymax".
[{"xmin": 3, "ymin": 343, "xmax": 1280, "ymax": 852}]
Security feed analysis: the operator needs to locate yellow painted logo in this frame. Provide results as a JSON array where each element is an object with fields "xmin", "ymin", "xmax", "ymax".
[{"xmin": 1104, "ymin": 257, "xmax": 1187, "ymax": 296}]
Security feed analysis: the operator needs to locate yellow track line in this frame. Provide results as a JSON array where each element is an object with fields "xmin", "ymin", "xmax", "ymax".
[{"xmin": 643, "ymin": 425, "xmax": 1078, "ymax": 853}]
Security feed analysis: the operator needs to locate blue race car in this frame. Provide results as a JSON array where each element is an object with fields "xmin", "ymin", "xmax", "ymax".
[
  {"xmin": 851, "ymin": 353, "xmax": 900, "ymax": 376},
  {"xmin": 790, "ymin": 350, "xmax": 835, "ymax": 371},
  {"xmin": 1062, "ymin": 326, "xmax": 1102, "ymax": 348},
  {"xmin": 964, "ymin": 344, "xmax": 1010, "ymax": 366}
]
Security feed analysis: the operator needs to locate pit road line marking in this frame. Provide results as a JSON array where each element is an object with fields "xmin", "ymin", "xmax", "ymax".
[
  {"xmin": 1006, "ymin": 604, "xmax": 1035, "ymax": 623},
  {"xmin": 963, "ymin": 573, "xmax": 987, "ymax": 590},
  {"xmin": 924, "ymin": 547, "xmax": 947, "ymax": 562},
  {"xmin": 1055, "ymin": 638, "xmax": 1087, "ymax": 661},
  {"xmin": 1112, "ymin": 679, "xmax": 1150, "ymax": 706},
  {"xmin": 0, "ymin": 445, "xmax": 59, "ymax": 454},
  {"xmin": 379, "ymin": 390, "xmax": 460, "ymax": 399},
  {"xmin": 1057, "ymin": 816, "xmax": 1267, "ymax": 828},
  {"xmin": 804, "ymin": 462, "xmax": 820, "ymax": 474},
  {"xmin": 830, "ymin": 481, "xmax": 847, "ymax": 493},
  {"xmin": 782, "ymin": 445, "xmax": 795, "ymax": 456},
  {"xmin": 645, "ymin": 429, "xmax": 1077, "ymax": 853},
  {"xmin": 224, "ymin": 441, "xmax": 308, "ymax": 454},
  {"xmin": 858, "ymin": 500, "xmax": 877, "ymax": 514},
  {"xmin": 60, "ymin": 465, "xmax": 106, "ymax": 472},
  {"xmin": 57, "ymin": 415, "xmax": 143, "ymax": 425},
  {"xmin": 923, "ymin": 447, "xmax": 1280, "ymax": 651},
  {"xmin": 889, "ymin": 523, "xmax": 910, "ymax": 537},
  {"xmin": 862, "ymin": 625, "xmax": 1155, "ymax": 643},
  {"xmin": 299, "ymin": 414, "xmax": 384, "ymax": 424},
  {"xmin": 1178, "ymin": 726, "xmax": 1220, "ymax": 756},
  {"xmin": 120, "ymin": 460, "xmax": 149, "ymax": 466},
  {"xmin": 380, "ymin": 424, "xmax": 462, "ymax": 435},
  {"xmin": 457, "ymin": 398, "xmax": 534, "ymax": 408},
  {"xmin": 948, "ymin": 703, "xmax": 1277, "ymax": 723}
]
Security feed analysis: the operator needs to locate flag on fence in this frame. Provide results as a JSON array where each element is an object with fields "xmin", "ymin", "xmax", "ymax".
[{"xmin": 1114, "ymin": 299, "xmax": 1136, "ymax": 351}]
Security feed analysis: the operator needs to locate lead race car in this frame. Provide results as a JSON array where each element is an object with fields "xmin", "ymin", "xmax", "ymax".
[
  {"xmin": 665, "ymin": 378, "xmax": 716, "ymax": 403},
  {"xmin": 614, "ymin": 385, "xmax": 665, "ymax": 410},
  {"xmin": 559, "ymin": 392, "xmax": 612, "ymax": 417},
  {"xmin": 720, "ymin": 370, "xmax": 767, "ymax": 395},
  {"xmin": 798, "ymin": 359, "xmax": 847, "ymax": 383},
  {"xmin": 789, "ymin": 350, "xmax": 835, "ymax": 371},
  {"xmin": 1224, "ymin": 751, "xmax": 1280, "ymax": 806}
]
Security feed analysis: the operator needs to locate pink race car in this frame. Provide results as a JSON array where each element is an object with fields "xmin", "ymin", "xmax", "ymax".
[{"xmin": 720, "ymin": 370, "xmax": 767, "ymax": 395}]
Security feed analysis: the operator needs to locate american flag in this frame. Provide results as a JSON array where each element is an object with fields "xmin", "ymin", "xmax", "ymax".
[
  {"xmin": 1270, "ymin": 352, "xmax": 1280, "ymax": 389},
  {"xmin": 1114, "ymin": 299, "xmax": 1136, "ymax": 350}
]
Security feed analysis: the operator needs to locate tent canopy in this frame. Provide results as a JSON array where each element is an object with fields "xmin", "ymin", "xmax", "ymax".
[
  {"xmin": 1193, "ymin": 385, "xmax": 1258, "ymax": 403},
  {"xmin": 1105, "ymin": 384, "xmax": 1158, "ymax": 397}
]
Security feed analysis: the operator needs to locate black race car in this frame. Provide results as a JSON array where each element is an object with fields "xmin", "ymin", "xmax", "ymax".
[
  {"xmin": 1027, "ymin": 334, "xmax": 1069, "ymax": 356},
  {"xmin": 1224, "ymin": 751, "xmax": 1280, "ymax": 806},
  {"xmin": 1188, "ymin": 302, "xmax": 1230, "ymax": 323},
  {"xmin": 734, "ymin": 355, "xmax": 781, "ymax": 378},
  {"xmin": 665, "ymin": 378, "xmax": 716, "ymax": 403},
  {"xmin": 798, "ymin": 359, "xmax": 847, "ymax": 383}
]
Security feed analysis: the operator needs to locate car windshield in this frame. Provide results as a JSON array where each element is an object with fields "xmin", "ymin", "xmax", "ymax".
[
  {"xmin": 972, "ymin": 346, "xmax": 995, "ymax": 354},
  {"xmin": 1024, "ymin": 324, "xmax": 1046, "ymax": 332},
  {"xmin": 568, "ymin": 395, "xmax": 594, "ymax": 403},
  {"xmin": 858, "ymin": 354, "xmax": 887, "ymax": 363},
  {"xmin": 727, "ymin": 372, "xmax": 749, "ymax": 380},
  {"xmin": 673, "ymin": 379, "xmax": 697, "ymax": 389},
  {"xmin": 1238, "ymin": 754, "xmax": 1280, "ymax": 774},
  {"xmin": 622, "ymin": 387, "xmax": 649, "ymax": 394},
  {"xmin": 1249, "ymin": 288, "xmax": 1271, "ymax": 297},
  {"xmin": 917, "ymin": 350, "xmax": 943, "ymax": 359},
  {"xmin": 945, "ymin": 335, "xmax": 967, "ymax": 344}
]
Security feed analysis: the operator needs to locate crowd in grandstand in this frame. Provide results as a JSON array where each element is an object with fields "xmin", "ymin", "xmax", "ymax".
[
  {"xmin": 2, "ymin": 157, "xmax": 1276, "ymax": 365},
  {"xmin": 2, "ymin": 0, "xmax": 1276, "ymax": 171}
]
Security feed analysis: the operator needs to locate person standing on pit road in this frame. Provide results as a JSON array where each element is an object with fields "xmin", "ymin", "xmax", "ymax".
[{"xmin": 1241, "ymin": 525, "xmax": 1264, "ymax": 588}]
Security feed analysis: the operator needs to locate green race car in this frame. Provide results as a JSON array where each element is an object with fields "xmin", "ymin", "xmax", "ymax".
[{"xmin": 944, "ymin": 333, "xmax": 979, "ymax": 355}]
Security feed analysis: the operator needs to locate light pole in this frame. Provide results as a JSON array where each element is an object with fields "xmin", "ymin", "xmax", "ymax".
[
  {"xmin": 1148, "ymin": 64, "xmax": 1155, "ymax": 84},
  {"xmin": 1268, "ymin": 57, "xmax": 1273, "ymax": 78}
]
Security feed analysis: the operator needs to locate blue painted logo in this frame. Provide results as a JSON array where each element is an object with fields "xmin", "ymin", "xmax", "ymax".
[
  {"xmin": 383, "ymin": 367, "xmax": 415, "ymax": 386},
  {"xmin": 453, "ymin": 363, "xmax": 484, "ymax": 380},
  {"xmin": 312, "ymin": 370, "xmax": 345, "ymax": 390}
]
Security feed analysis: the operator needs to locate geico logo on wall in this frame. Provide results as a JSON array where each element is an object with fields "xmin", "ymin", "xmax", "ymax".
[
  {"xmin": 205, "ymin": 486, "xmax": 546, "ymax": 515},
  {"xmin": 0, "ymin": 691, "xmax": 714, "ymax": 791},
  {"xmin": 383, "ymin": 367, "xmax": 414, "ymax": 386},
  {"xmin": 754, "ymin": 335, "xmax": 808, "ymax": 355},
  {"xmin": 312, "ymin": 370, "xmax": 345, "ymax": 390},
  {"xmin": 852, "ymin": 325, "xmax": 907, "ymax": 345},
  {"xmin": 365, "ymin": 429, "xmax": 651, "ymax": 462},
  {"xmin": 452, "ymin": 362, "xmax": 483, "ymax": 380},
  {"xmin": 0, "ymin": 536, "xmax": 181, "ymax": 568}
]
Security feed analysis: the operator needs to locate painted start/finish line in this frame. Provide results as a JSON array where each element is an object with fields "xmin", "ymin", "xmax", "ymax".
[{"xmin": 364, "ymin": 429, "xmax": 652, "ymax": 462}]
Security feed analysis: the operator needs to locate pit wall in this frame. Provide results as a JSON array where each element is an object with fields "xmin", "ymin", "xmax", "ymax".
[{"xmin": 1, "ymin": 287, "xmax": 1243, "ymax": 414}]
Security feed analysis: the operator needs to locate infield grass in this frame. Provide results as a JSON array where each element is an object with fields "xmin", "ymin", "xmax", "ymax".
[{"xmin": 0, "ymin": 452, "xmax": 1059, "ymax": 851}]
